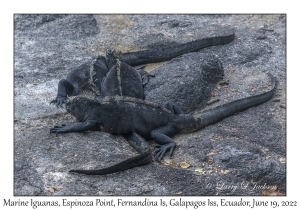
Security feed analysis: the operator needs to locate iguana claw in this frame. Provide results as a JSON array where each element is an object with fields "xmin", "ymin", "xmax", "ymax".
[
  {"xmin": 154, "ymin": 143, "xmax": 176, "ymax": 161},
  {"xmin": 50, "ymin": 124, "xmax": 67, "ymax": 135},
  {"xmin": 50, "ymin": 97, "xmax": 66, "ymax": 108}
]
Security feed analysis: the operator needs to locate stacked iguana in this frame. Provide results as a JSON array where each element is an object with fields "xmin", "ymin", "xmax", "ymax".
[
  {"xmin": 50, "ymin": 73, "xmax": 276, "ymax": 175},
  {"xmin": 50, "ymin": 31, "xmax": 235, "ymax": 106}
]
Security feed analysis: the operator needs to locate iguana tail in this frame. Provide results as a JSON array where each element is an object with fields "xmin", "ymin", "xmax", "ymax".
[
  {"xmin": 69, "ymin": 151, "xmax": 151, "ymax": 175},
  {"xmin": 196, "ymin": 73, "xmax": 276, "ymax": 128},
  {"xmin": 122, "ymin": 30, "xmax": 235, "ymax": 66}
]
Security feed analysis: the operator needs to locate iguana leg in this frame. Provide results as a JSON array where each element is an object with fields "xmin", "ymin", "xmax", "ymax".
[
  {"xmin": 122, "ymin": 132, "xmax": 150, "ymax": 155},
  {"xmin": 163, "ymin": 101, "xmax": 184, "ymax": 115},
  {"xmin": 50, "ymin": 79, "xmax": 74, "ymax": 107},
  {"xmin": 150, "ymin": 125, "xmax": 178, "ymax": 161},
  {"xmin": 50, "ymin": 121, "xmax": 97, "ymax": 135}
]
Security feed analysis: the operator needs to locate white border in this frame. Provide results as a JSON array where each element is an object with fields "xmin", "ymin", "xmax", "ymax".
[{"xmin": 2, "ymin": 0, "xmax": 298, "ymax": 209}]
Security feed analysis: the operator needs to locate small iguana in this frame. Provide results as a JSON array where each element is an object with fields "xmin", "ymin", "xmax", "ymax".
[
  {"xmin": 50, "ymin": 31, "xmax": 235, "ymax": 107},
  {"xmin": 50, "ymin": 73, "xmax": 276, "ymax": 175}
]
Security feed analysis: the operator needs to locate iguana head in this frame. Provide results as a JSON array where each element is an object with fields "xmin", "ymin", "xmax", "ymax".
[
  {"xmin": 65, "ymin": 92, "xmax": 97, "ymax": 122},
  {"xmin": 65, "ymin": 96, "xmax": 84, "ymax": 121},
  {"xmin": 106, "ymin": 49, "xmax": 122, "ymax": 69}
]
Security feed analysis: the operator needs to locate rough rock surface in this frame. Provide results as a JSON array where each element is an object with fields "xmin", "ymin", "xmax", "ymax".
[
  {"xmin": 144, "ymin": 52, "xmax": 224, "ymax": 112},
  {"xmin": 14, "ymin": 14, "xmax": 286, "ymax": 196}
]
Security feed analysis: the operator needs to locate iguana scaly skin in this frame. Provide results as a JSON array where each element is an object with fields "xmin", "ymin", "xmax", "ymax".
[
  {"xmin": 100, "ymin": 50, "xmax": 152, "ymax": 170},
  {"xmin": 122, "ymin": 32, "xmax": 235, "ymax": 66},
  {"xmin": 54, "ymin": 50, "xmax": 184, "ymax": 174},
  {"xmin": 50, "ymin": 73, "xmax": 276, "ymax": 175},
  {"xmin": 91, "ymin": 50, "xmax": 188, "ymax": 173},
  {"xmin": 50, "ymin": 31, "xmax": 234, "ymax": 107}
]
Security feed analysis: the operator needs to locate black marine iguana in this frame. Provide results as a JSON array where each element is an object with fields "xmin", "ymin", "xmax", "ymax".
[
  {"xmin": 50, "ymin": 50, "xmax": 148, "ymax": 106},
  {"xmin": 50, "ymin": 31, "xmax": 234, "ymax": 106},
  {"xmin": 96, "ymin": 50, "xmax": 153, "ymax": 169},
  {"xmin": 61, "ymin": 50, "xmax": 188, "ymax": 173},
  {"xmin": 50, "ymin": 73, "xmax": 276, "ymax": 175}
]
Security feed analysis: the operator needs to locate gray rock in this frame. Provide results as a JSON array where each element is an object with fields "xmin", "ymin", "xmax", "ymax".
[{"xmin": 145, "ymin": 53, "xmax": 224, "ymax": 112}]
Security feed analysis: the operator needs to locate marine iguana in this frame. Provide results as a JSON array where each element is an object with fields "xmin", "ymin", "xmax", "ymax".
[
  {"xmin": 98, "ymin": 50, "xmax": 152, "ymax": 169},
  {"xmin": 65, "ymin": 50, "xmax": 188, "ymax": 173},
  {"xmin": 50, "ymin": 51, "xmax": 149, "ymax": 107},
  {"xmin": 100, "ymin": 50, "xmax": 145, "ymax": 99},
  {"xmin": 121, "ymin": 32, "xmax": 234, "ymax": 66},
  {"xmin": 50, "ymin": 73, "xmax": 276, "ymax": 175},
  {"xmin": 50, "ymin": 31, "xmax": 235, "ymax": 107}
]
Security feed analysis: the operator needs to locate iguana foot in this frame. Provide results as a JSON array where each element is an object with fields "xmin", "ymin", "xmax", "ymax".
[
  {"xmin": 50, "ymin": 97, "xmax": 67, "ymax": 108},
  {"xmin": 50, "ymin": 121, "xmax": 98, "ymax": 135},
  {"xmin": 50, "ymin": 124, "xmax": 68, "ymax": 135},
  {"xmin": 154, "ymin": 143, "xmax": 176, "ymax": 161}
]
